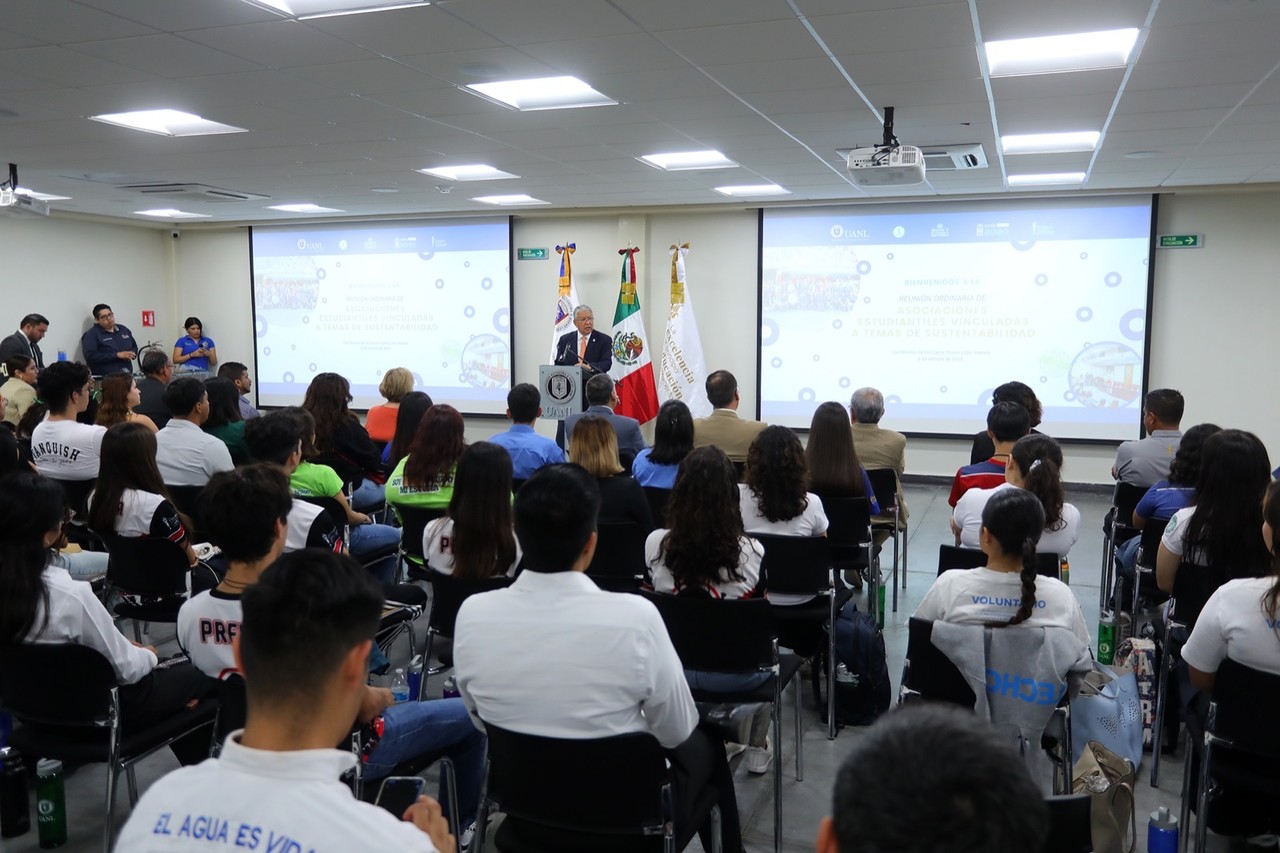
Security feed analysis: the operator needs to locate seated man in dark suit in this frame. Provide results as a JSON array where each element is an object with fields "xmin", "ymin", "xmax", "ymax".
[
  {"xmin": 553, "ymin": 304, "xmax": 612, "ymax": 375},
  {"xmin": 134, "ymin": 350, "xmax": 174, "ymax": 429},
  {"xmin": 565, "ymin": 374, "xmax": 647, "ymax": 466}
]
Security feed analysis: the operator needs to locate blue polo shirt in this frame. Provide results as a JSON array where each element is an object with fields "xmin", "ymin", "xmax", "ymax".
[
  {"xmin": 488, "ymin": 423, "xmax": 565, "ymax": 479},
  {"xmin": 80, "ymin": 324, "xmax": 136, "ymax": 376},
  {"xmin": 174, "ymin": 335, "xmax": 216, "ymax": 372},
  {"xmin": 631, "ymin": 448, "xmax": 679, "ymax": 489}
]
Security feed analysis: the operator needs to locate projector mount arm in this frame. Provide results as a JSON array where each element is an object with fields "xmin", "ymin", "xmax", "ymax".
[{"xmin": 872, "ymin": 107, "xmax": 901, "ymax": 166}]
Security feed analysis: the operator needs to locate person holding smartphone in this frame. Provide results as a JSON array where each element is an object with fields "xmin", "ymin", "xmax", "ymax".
[{"xmin": 173, "ymin": 316, "xmax": 217, "ymax": 375}]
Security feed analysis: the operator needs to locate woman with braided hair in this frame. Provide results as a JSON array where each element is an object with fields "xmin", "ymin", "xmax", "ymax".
[{"xmin": 916, "ymin": 487, "xmax": 1090, "ymax": 646}]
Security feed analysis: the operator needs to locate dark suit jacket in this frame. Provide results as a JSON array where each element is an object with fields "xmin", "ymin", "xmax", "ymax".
[
  {"xmin": 554, "ymin": 329, "xmax": 612, "ymax": 375},
  {"xmin": 134, "ymin": 376, "xmax": 172, "ymax": 430},
  {"xmin": 565, "ymin": 405, "xmax": 648, "ymax": 460},
  {"xmin": 0, "ymin": 332, "xmax": 43, "ymax": 369}
]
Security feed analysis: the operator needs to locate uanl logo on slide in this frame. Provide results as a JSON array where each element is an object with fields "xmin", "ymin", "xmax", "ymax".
[
  {"xmin": 545, "ymin": 371, "xmax": 577, "ymax": 403},
  {"xmin": 612, "ymin": 331, "xmax": 644, "ymax": 366}
]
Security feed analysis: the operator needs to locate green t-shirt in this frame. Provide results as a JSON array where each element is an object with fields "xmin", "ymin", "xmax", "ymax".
[
  {"xmin": 291, "ymin": 460, "xmax": 344, "ymax": 498},
  {"xmin": 204, "ymin": 421, "xmax": 250, "ymax": 464},
  {"xmin": 386, "ymin": 456, "xmax": 454, "ymax": 508}
]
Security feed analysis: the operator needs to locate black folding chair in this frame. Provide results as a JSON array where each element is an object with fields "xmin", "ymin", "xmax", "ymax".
[
  {"xmin": 475, "ymin": 724, "xmax": 723, "ymax": 853},
  {"xmin": 751, "ymin": 533, "xmax": 840, "ymax": 739},
  {"xmin": 1100, "ymin": 482, "xmax": 1150, "ymax": 612},
  {"xmin": 0, "ymin": 644, "xmax": 220, "ymax": 852},
  {"xmin": 586, "ymin": 521, "xmax": 649, "ymax": 592},
  {"xmin": 936, "ymin": 544, "xmax": 1060, "ymax": 579},
  {"xmin": 1044, "ymin": 794, "xmax": 1094, "ymax": 853},
  {"xmin": 642, "ymin": 592, "xmax": 801, "ymax": 853},
  {"xmin": 865, "ymin": 467, "xmax": 907, "ymax": 600},
  {"xmin": 105, "ymin": 536, "xmax": 191, "ymax": 642},
  {"xmin": 167, "ymin": 484, "xmax": 205, "ymax": 538},
  {"xmin": 814, "ymin": 493, "xmax": 879, "ymax": 613},
  {"xmin": 642, "ymin": 486, "xmax": 672, "ymax": 529},
  {"xmin": 1182, "ymin": 658, "xmax": 1280, "ymax": 852},
  {"xmin": 389, "ymin": 504, "xmax": 446, "ymax": 581},
  {"xmin": 1129, "ymin": 517, "xmax": 1172, "ymax": 615},
  {"xmin": 419, "ymin": 568, "xmax": 513, "ymax": 698}
]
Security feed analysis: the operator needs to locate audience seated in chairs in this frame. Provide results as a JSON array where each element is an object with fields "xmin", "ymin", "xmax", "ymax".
[
  {"xmin": 382, "ymin": 390, "xmax": 432, "ymax": 470},
  {"xmin": 952, "ymin": 434, "xmax": 1081, "ymax": 557},
  {"xmin": 968, "ymin": 380, "xmax": 1044, "ymax": 465},
  {"xmin": 568, "ymin": 415, "xmax": 653, "ymax": 530},
  {"xmin": 177, "ymin": 468, "xmax": 484, "ymax": 838},
  {"xmin": 28, "ymin": 360, "xmax": 105, "ymax": 481},
  {"xmin": 0, "ymin": 471, "xmax": 216, "ymax": 767},
  {"xmin": 423, "ymin": 441, "xmax": 521, "ymax": 578},
  {"xmin": 95, "ymin": 373, "xmax": 159, "ymax": 433},
  {"xmin": 303, "ymin": 372, "xmax": 385, "ymax": 511},
  {"xmin": 243, "ymin": 412, "xmax": 344, "ymax": 555},
  {"xmin": 454, "ymin": 464, "xmax": 744, "ymax": 853},
  {"xmin": 631, "ymin": 399, "xmax": 694, "ymax": 489},
  {"xmin": 201, "ymin": 377, "xmax": 250, "ymax": 465},
  {"xmin": 386, "ymin": 403, "xmax": 466, "ymax": 513},
  {"xmin": 487, "ymin": 382, "xmax": 565, "ymax": 480},
  {"xmin": 216, "ymin": 361, "xmax": 259, "ymax": 422},
  {"xmin": 817, "ymin": 704, "xmax": 1048, "ymax": 853},
  {"xmin": 366, "ymin": 366, "xmax": 414, "ymax": 445},
  {"xmin": 155, "ymin": 377, "xmax": 235, "ymax": 487},
  {"xmin": 117, "ymin": 548, "xmax": 459, "ymax": 852},
  {"xmin": 948, "ymin": 401, "xmax": 1030, "ymax": 508},
  {"xmin": 806, "ymin": 400, "xmax": 880, "ymax": 514},
  {"xmin": 849, "ymin": 386, "xmax": 909, "ymax": 537}
]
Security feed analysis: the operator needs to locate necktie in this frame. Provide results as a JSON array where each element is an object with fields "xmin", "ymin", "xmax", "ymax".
[{"xmin": 579, "ymin": 336, "xmax": 588, "ymax": 360}]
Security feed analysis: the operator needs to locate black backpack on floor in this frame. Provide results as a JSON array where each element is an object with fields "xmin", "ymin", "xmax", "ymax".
[{"xmin": 826, "ymin": 600, "xmax": 891, "ymax": 726}]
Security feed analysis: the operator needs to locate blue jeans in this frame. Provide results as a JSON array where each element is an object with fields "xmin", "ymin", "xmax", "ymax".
[
  {"xmin": 350, "ymin": 522, "xmax": 401, "ymax": 586},
  {"xmin": 352, "ymin": 480, "xmax": 386, "ymax": 511},
  {"xmin": 363, "ymin": 698, "xmax": 486, "ymax": 830},
  {"xmin": 48, "ymin": 550, "xmax": 110, "ymax": 580}
]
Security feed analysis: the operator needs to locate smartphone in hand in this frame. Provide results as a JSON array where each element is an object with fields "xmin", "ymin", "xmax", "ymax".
[{"xmin": 375, "ymin": 776, "xmax": 427, "ymax": 817}]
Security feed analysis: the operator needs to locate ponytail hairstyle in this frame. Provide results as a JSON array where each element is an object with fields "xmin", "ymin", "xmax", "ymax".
[
  {"xmin": 980, "ymin": 488, "xmax": 1046, "ymax": 627},
  {"xmin": 1010, "ymin": 434, "xmax": 1065, "ymax": 530},
  {"xmin": 0, "ymin": 472, "xmax": 66, "ymax": 644},
  {"xmin": 1261, "ymin": 480, "xmax": 1280, "ymax": 633}
]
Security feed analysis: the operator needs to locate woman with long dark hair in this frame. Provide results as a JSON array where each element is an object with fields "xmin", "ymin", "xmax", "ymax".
[
  {"xmin": 568, "ymin": 416, "xmax": 652, "ymax": 528},
  {"xmin": 382, "ymin": 390, "xmax": 433, "ymax": 469},
  {"xmin": 424, "ymin": 442, "xmax": 520, "ymax": 579},
  {"xmin": 916, "ymin": 488, "xmax": 1090, "ymax": 646},
  {"xmin": 386, "ymin": 404, "xmax": 465, "ymax": 510},
  {"xmin": 0, "ymin": 471, "xmax": 214, "ymax": 764},
  {"xmin": 87, "ymin": 422, "xmax": 198, "ymax": 569},
  {"xmin": 631, "ymin": 400, "xmax": 694, "ymax": 489},
  {"xmin": 302, "ymin": 373, "xmax": 384, "ymax": 509},
  {"xmin": 951, "ymin": 434, "xmax": 1080, "ymax": 555},
  {"xmin": 95, "ymin": 374, "xmax": 159, "ymax": 433},
  {"xmin": 172, "ymin": 316, "xmax": 217, "ymax": 374},
  {"xmin": 202, "ymin": 377, "xmax": 248, "ymax": 464},
  {"xmin": 805, "ymin": 401, "xmax": 879, "ymax": 513},
  {"xmin": 1, "ymin": 354, "xmax": 37, "ymax": 427},
  {"xmin": 1157, "ymin": 429, "xmax": 1272, "ymax": 593}
]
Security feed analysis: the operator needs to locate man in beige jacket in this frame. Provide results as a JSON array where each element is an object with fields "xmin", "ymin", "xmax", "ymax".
[
  {"xmin": 692, "ymin": 370, "xmax": 766, "ymax": 463},
  {"xmin": 849, "ymin": 387, "xmax": 908, "ymax": 532}
]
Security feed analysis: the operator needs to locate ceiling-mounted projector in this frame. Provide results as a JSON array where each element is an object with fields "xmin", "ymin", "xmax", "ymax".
[
  {"xmin": 845, "ymin": 144, "xmax": 926, "ymax": 186},
  {"xmin": 0, "ymin": 163, "xmax": 51, "ymax": 217}
]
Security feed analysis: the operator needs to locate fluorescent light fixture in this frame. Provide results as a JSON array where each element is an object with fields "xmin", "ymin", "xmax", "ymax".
[
  {"xmin": 16, "ymin": 187, "xmax": 71, "ymax": 201},
  {"xmin": 471, "ymin": 194, "xmax": 549, "ymax": 206},
  {"xmin": 134, "ymin": 209, "xmax": 212, "ymax": 219},
  {"xmin": 638, "ymin": 150, "xmax": 739, "ymax": 171},
  {"xmin": 267, "ymin": 203, "xmax": 345, "ymax": 213},
  {"xmin": 714, "ymin": 184, "xmax": 790, "ymax": 197},
  {"xmin": 985, "ymin": 28, "xmax": 1139, "ymax": 77},
  {"xmin": 1001, "ymin": 131, "xmax": 1100, "ymax": 155},
  {"xmin": 416, "ymin": 164, "xmax": 519, "ymax": 181},
  {"xmin": 465, "ymin": 76, "xmax": 616, "ymax": 111},
  {"xmin": 90, "ymin": 109, "xmax": 247, "ymax": 137},
  {"xmin": 1008, "ymin": 172, "xmax": 1086, "ymax": 186},
  {"xmin": 241, "ymin": 0, "xmax": 428, "ymax": 20}
]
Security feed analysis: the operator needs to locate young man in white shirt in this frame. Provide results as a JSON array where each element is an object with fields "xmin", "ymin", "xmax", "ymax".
[
  {"xmin": 29, "ymin": 361, "xmax": 106, "ymax": 480},
  {"xmin": 154, "ymin": 377, "xmax": 235, "ymax": 487},
  {"xmin": 119, "ymin": 548, "xmax": 456, "ymax": 852},
  {"xmin": 454, "ymin": 464, "xmax": 744, "ymax": 853}
]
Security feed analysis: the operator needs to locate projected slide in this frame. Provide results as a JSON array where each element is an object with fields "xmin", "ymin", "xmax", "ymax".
[
  {"xmin": 760, "ymin": 197, "xmax": 1153, "ymax": 440},
  {"xmin": 251, "ymin": 218, "xmax": 511, "ymax": 413}
]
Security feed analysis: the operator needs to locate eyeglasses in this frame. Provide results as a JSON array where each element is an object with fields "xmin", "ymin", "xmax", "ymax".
[{"xmin": 97, "ymin": 312, "xmax": 114, "ymax": 320}]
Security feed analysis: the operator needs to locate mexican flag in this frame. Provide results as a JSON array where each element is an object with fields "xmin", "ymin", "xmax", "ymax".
[
  {"xmin": 548, "ymin": 243, "xmax": 581, "ymax": 362},
  {"xmin": 658, "ymin": 243, "xmax": 711, "ymax": 417},
  {"xmin": 608, "ymin": 247, "xmax": 659, "ymax": 423}
]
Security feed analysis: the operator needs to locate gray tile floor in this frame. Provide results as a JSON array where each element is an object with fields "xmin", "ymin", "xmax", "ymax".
[{"xmin": 6, "ymin": 482, "xmax": 1233, "ymax": 852}]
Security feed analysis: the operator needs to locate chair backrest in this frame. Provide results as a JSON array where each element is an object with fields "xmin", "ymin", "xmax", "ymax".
[
  {"xmin": 814, "ymin": 493, "xmax": 872, "ymax": 549},
  {"xmin": 1135, "ymin": 518, "xmax": 1171, "ymax": 567},
  {"xmin": 1043, "ymin": 794, "xmax": 1093, "ymax": 853},
  {"xmin": 1035, "ymin": 553, "xmax": 1061, "ymax": 580},
  {"xmin": 1211, "ymin": 658, "xmax": 1280, "ymax": 756},
  {"xmin": 167, "ymin": 485, "xmax": 205, "ymax": 523},
  {"xmin": 1169, "ymin": 562, "xmax": 1226, "ymax": 628},
  {"xmin": 297, "ymin": 495, "xmax": 348, "ymax": 533},
  {"xmin": 1111, "ymin": 482, "xmax": 1150, "ymax": 525},
  {"xmin": 864, "ymin": 468, "xmax": 899, "ymax": 513},
  {"xmin": 937, "ymin": 544, "xmax": 1060, "ymax": 579},
  {"xmin": 217, "ymin": 674, "xmax": 249, "ymax": 733},
  {"xmin": 901, "ymin": 618, "xmax": 977, "ymax": 706},
  {"xmin": 639, "ymin": 591, "xmax": 776, "ymax": 673},
  {"xmin": 424, "ymin": 569, "xmax": 513, "ymax": 638},
  {"xmin": 483, "ymin": 724, "xmax": 669, "ymax": 833},
  {"xmin": 0, "ymin": 643, "xmax": 118, "ymax": 726},
  {"xmin": 48, "ymin": 477, "xmax": 96, "ymax": 519},
  {"xmin": 641, "ymin": 487, "xmax": 671, "ymax": 529},
  {"xmin": 393, "ymin": 505, "xmax": 446, "ymax": 561},
  {"xmin": 585, "ymin": 521, "xmax": 649, "ymax": 592},
  {"xmin": 106, "ymin": 536, "xmax": 191, "ymax": 596},
  {"xmin": 752, "ymin": 533, "xmax": 833, "ymax": 596}
]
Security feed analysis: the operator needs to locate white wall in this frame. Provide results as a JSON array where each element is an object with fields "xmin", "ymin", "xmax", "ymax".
[{"xmin": 13, "ymin": 190, "xmax": 1275, "ymax": 483}]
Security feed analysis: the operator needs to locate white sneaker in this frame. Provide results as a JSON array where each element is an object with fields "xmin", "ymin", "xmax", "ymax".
[
  {"xmin": 459, "ymin": 819, "xmax": 477, "ymax": 852},
  {"xmin": 725, "ymin": 741, "xmax": 747, "ymax": 760},
  {"xmin": 745, "ymin": 738, "xmax": 773, "ymax": 774}
]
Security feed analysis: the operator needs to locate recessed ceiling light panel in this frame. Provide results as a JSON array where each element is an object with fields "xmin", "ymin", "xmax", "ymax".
[
  {"xmin": 1001, "ymin": 131, "xmax": 1100, "ymax": 155},
  {"xmin": 985, "ymin": 28, "xmax": 1139, "ymax": 77},
  {"xmin": 472, "ymin": 194, "xmax": 549, "ymax": 206},
  {"xmin": 267, "ymin": 203, "xmax": 344, "ymax": 213},
  {"xmin": 241, "ymin": 0, "xmax": 429, "ymax": 20},
  {"xmin": 134, "ymin": 208, "xmax": 212, "ymax": 219},
  {"xmin": 16, "ymin": 187, "xmax": 72, "ymax": 201},
  {"xmin": 465, "ymin": 76, "xmax": 616, "ymax": 111},
  {"xmin": 416, "ymin": 164, "xmax": 519, "ymax": 181},
  {"xmin": 1007, "ymin": 172, "xmax": 1087, "ymax": 186},
  {"xmin": 714, "ymin": 184, "xmax": 790, "ymax": 197},
  {"xmin": 638, "ymin": 150, "xmax": 739, "ymax": 171},
  {"xmin": 90, "ymin": 109, "xmax": 247, "ymax": 137}
]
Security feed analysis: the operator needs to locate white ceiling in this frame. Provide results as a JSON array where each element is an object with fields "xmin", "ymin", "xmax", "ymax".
[{"xmin": 2, "ymin": 0, "xmax": 1279, "ymax": 224}]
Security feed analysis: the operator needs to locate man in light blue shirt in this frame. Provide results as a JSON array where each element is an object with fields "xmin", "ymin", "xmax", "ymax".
[{"xmin": 489, "ymin": 383, "xmax": 565, "ymax": 479}]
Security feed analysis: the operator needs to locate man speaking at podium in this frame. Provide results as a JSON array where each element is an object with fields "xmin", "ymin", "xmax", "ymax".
[{"xmin": 554, "ymin": 305, "xmax": 612, "ymax": 376}]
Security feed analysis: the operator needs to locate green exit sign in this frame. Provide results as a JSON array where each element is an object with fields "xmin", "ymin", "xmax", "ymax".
[
  {"xmin": 517, "ymin": 248, "xmax": 548, "ymax": 260},
  {"xmin": 1158, "ymin": 234, "xmax": 1203, "ymax": 249}
]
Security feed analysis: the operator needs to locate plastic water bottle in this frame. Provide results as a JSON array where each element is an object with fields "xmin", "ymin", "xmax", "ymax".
[
  {"xmin": 55, "ymin": 351, "xmax": 66, "ymax": 363},
  {"xmin": 35, "ymin": 759, "xmax": 65, "ymax": 849},
  {"xmin": 1097, "ymin": 613, "xmax": 1116, "ymax": 664},
  {"xmin": 876, "ymin": 568, "xmax": 887, "ymax": 629},
  {"xmin": 0, "ymin": 748, "xmax": 30, "ymax": 838},
  {"xmin": 1060, "ymin": 557, "xmax": 1070, "ymax": 585},
  {"xmin": 390, "ymin": 668, "xmax": 410, "ymax": 704},
  {"xmin": 1148, "ymin": 806, "xmax": 1178, "ymax": 853},
  {"xmin": 406, "ymin": 655, "xmax": 424, "ymax": 702},
  {"xmin": 442, "ymin": 675, "xmax": 460, "ymax": 700}
]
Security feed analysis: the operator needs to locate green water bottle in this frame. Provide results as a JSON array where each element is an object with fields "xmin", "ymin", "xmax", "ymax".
[
  {"xmin": 1097, "ymin": 615, "xmax": 1116, "ymax": 665},
  {"xmin": 877, "ymin": 574, "xmax": 886, "ymax": 629},
  {"xmin": 35, "ymin": 759, "xmax": 65, "ymax": 849}
]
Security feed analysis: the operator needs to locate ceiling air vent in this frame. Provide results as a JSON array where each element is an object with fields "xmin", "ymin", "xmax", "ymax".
[
  {"xmin": 917, "ymin": 144, "xmax": 988, "ymax": 171},
  {"xmin": 118, "ymin": 183, "xmax": 271, "ymax": 203}
]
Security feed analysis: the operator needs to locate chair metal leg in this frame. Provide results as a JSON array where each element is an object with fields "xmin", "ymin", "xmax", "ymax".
[
  {"xmin": 1195, "ymin": 732, "xmax": 1212, "ymax": 853},
  {"xmin": 438, "ymin": 757, "xmax": 461, "ymax": 839},
  {"xmin": 474, "ymin": 759, "xmax": 491, "ymax": 853},
  {"xmin": 1099, "ymin": 525, "xmax": 1114, "ymax": 610},
  {"xmin": 1178, "ymin": 730, "xmax": 1193, "ymax": 853},
  {"xmin": 901, "ymin": 522, "xmax": 909, "ymax": 589},
  {"xmin": 1151, "ymin": 621, "xmax": 1174, "ymax": 787},
  {"xmin": 773, "ymin": 695, "xmax": 783, "ymax": 853},
  {"xmin": 890, "ymin": 510, "xmax": 900, "ymax": 613},
  {"xmin": 126, "ymin": 764, "xmax": 139, "ymax": 804},
  {"xmin": 709, "ymin": 804, "xmax": 723, "ymax": 853},
  {"xmin": 132, "ymin": 620, "xmax": 142, "ymax": 643},
  {"xmin": 826, "ymin": 647, "xmax": 837, "ymax": 741},
  {"xmin": 104, "ymin": 767, "xmax": 119, "ymax": 853},
  {"xmin": 419, "ymin": 632, "xmax": 435, "ymax": 700},
  {"xmin": 794, "ymin": 675, "xmax": 803, "ymax": 782}
]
